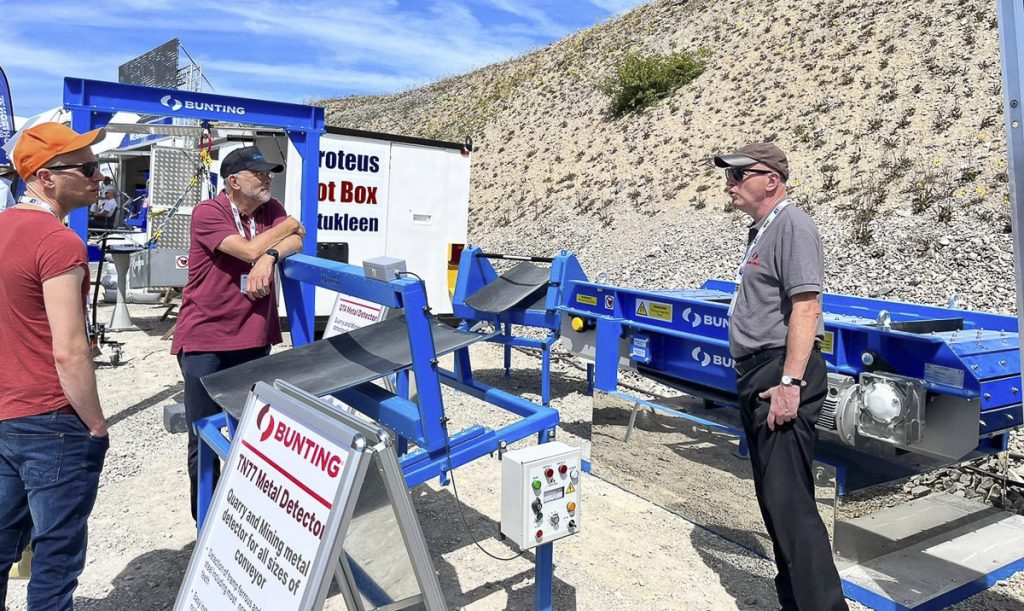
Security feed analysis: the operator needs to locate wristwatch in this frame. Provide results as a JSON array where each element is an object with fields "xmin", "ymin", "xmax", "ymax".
[
  {"xmin": 780, "ymin": 375, "xmax": 807, "ymax": 388},
  {"xmin": 265, "ymin": 248, "xmax": 280, "ymax": 264}
]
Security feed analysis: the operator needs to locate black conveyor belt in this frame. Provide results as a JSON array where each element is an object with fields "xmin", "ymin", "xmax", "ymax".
[
  {"xmin": 463, "ymin": 262, "xmax": 549, "ymax": 314},
  {"xmin": 202, "ymin": 315, "xmax": 486, "ymax": 419}
]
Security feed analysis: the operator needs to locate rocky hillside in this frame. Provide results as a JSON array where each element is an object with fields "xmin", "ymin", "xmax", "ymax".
[{"xmin": 321, "ymin": 0, "xmax": 1016, "ymax": 314}]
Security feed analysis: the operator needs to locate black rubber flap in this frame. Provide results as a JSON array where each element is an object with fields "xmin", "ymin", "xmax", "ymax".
[
  {"xmin": 202, "ymin": 315, "xmax": 485, "ymax": 418},
  {"xmin": 463, "ymin": 262, "xmax": 550, "ymax": 314}
]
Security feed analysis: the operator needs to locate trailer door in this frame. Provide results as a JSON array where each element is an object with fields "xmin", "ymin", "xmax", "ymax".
[{"xmin": 384, "ymin": 144, "xmax": 469, "ymax": 314}]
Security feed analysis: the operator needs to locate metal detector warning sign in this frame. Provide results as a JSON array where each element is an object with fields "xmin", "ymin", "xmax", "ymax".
[
  {"xmin": 175, "ymin": 384, "xmax": 363, "ymax": 611},
  {"xmin": 635, "ymin": 299, "xmax": 672, "ymax": 322}
]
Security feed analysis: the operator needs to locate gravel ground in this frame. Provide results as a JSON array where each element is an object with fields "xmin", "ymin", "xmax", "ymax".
[{"xmin": 4, "ymin": 300, "xmax": 1024, "ymax": 610}]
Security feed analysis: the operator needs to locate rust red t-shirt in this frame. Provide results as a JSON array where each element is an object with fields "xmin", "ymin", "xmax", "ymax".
[
  {"xmin": 0, "ymin": 208, "xmax": 89, "ymax": 420},
  {"xmin": 171, "ymin": 193, "xmax": 287, "ymax": 354}
]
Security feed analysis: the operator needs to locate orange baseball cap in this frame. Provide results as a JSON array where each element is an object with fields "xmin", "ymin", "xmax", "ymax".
[{"xmin": 12, "ymin": 122, "xmax": 105, "ymax": 181}]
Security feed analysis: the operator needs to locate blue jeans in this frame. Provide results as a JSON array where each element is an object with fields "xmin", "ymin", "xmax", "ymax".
[{"xmin": 0, "ymin": 412, "xmax": 109, "ymax": 611}]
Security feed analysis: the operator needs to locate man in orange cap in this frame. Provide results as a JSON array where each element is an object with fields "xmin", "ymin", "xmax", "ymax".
[{"xmin": 0, "ymin": 122, "xmax": 109, "ymax": 609}]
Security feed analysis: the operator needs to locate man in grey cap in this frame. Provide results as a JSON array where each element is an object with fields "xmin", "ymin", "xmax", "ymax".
[{"xmin": 714, "ymin": 142, "xmax": 847, "ymax": 610}]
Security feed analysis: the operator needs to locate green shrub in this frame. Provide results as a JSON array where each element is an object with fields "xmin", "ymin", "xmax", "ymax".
[{"xmin": 601, "ymin": 50, "xmax": 707, "ymax": 117}]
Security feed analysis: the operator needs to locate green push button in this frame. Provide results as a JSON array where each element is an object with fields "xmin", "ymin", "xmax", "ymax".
[{"xmin": 532, "ymin": 480, "xmax": 542, "ymax": 491}]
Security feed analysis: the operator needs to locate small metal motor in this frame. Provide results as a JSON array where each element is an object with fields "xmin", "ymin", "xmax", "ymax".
[{"xmin": 819, "ymin": 372, "xmax": 926, "ymax": 448}]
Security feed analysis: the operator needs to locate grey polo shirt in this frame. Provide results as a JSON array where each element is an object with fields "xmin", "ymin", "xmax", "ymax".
[{"xmin": 728, "ymin": 203, "xmax": 825, "ymax": 359}]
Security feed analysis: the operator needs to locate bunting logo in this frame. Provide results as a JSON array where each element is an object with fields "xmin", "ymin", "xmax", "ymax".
[
  {"xmin": 691, "ymin": 347, "xmax": 734, "ymax": 368},
  {"xmin": 160, "ymin": 95, "xmax": 183, "ymax": 111},
  {"xmin": 682, "ymin": 308, "xmax": 729, "ymax": 329},
  {"xmin": 159, "ymin": 94, "xmax": 247, "ymax": 116},
  {"xmin": 257, "ymin": 404, "xmax": 275, "ymax": 441}
]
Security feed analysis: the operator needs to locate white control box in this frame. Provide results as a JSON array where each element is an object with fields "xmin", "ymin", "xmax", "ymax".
[{"xmin": 500, "ymin": 441, "xmax": 582, "ymax": 549}]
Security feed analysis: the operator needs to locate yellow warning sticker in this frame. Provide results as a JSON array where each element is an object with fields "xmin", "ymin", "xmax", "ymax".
[
  {"xmin": 636, "ymin": 299, "xmax": 672, "ymax": 322},
  {"xmin": 821, "ymin": 331, "xmax": 835, "ymax": 355},
  {"xmin": 566, "ymin": 484, "xmax": 576, "ymax": 494},
  {"xmin": 576, "ymin": 294, "xmax": 598, "ymax": 306}
]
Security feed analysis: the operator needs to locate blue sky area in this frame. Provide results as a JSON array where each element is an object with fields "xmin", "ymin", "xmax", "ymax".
[{"xmin": 1, "ymin": 0, "xmax": 647, "ymax": 118}]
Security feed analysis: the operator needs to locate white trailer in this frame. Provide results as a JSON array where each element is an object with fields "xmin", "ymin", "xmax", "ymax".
[{"xmin": 281, "ymin": 127, "xmax": 471, "ymax": 316}]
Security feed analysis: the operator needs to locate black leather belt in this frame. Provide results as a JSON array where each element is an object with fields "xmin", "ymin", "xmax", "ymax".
[
  {"xmin": 734, "ymin": 345, "xmax": 821, "ymax": 377},
  {"xmin": 733, "ymin": 347, "xmax": 786, "ymax": 377}
]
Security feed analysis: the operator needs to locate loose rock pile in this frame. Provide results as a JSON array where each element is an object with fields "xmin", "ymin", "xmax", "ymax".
[{"xmin": 902, "ymin": 433, "xmax": 1024, "ymax": 514}]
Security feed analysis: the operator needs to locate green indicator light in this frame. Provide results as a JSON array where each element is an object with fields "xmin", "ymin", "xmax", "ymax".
[{"xmin": 532, "ymin": 480, "xmax": 542, "ymax": 490}]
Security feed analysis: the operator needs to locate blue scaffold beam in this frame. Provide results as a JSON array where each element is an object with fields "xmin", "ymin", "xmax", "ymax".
[
  {"xmin": 63, "ymin": 78, "xmax": 324, "ymax": 131},
  {"xmin": 62, "ymin": 77, "xmax": 324, "ymax": 250}
]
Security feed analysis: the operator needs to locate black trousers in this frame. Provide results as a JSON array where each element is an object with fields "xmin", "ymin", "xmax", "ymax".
[
  {"xmin": 736, "ymin": 350, "xmax": 848, "ymax": 611},
  {"xmin": 178, "ymin": 347, "xmax": 269, "ymax": 521}
]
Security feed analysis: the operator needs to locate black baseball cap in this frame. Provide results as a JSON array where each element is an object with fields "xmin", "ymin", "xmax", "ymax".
[
  {"xmin": 713, "ymin": 142, "xmax": 789, "ymax": 181},
  {"xmin": 221, "ymin": 146, "xmax": 284, "ymax": 178}
]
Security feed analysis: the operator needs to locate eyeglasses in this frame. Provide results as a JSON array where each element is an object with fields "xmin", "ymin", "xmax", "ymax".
[
  {"xmin": 725, "ymin": 167, "xmax": 774, "ymax": 182},
  {"xmin": 44, "ymin": 161, "xmax": 100, "ymax": 177},
  {"xmin": 243, "ymin": 169, "xmax": 273, "ymax": 180}
]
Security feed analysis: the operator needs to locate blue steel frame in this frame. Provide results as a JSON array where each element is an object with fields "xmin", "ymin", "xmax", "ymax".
[
  {"xmin": 564, "ymin": 279, "xmax": 1022, "ymax": 425},
  {"xmin": 451, "ymin": 246, "xmax": 588, "ymax": 405},
  {"xmin": 62, "ymin": 77, "xmax": 324, "ymax": 337},
  {"xmin": 196, "ymin": 253, "xmax": 562, "ymax": 609}
]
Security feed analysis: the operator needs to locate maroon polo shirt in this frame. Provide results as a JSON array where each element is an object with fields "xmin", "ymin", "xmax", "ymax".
[{"xmin": 171, "ymin": 193, "xmax": 287, "ymax": 354}]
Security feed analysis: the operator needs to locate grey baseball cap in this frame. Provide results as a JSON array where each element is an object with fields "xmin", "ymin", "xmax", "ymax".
[{"xmin": 713, "ymin": 142, "xmax": 789, "ymax": 181}]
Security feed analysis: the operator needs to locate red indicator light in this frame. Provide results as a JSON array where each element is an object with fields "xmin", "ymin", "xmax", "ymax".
[
  {"xmin": 536, "ymin": 530, "xmax": 543, "ymax": 539},
  {"xmin": 558, "ymin": 464, "xmax": 568, "ymax": 475},
  {"xmin": 545, "ymin": 468, "xmax": 554, "ymax": 478}
]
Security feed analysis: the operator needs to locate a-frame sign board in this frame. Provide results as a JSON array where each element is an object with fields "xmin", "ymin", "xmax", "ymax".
[{"xmin": 175, "ymin": 380, "xmax": 445, "ymax": 610}]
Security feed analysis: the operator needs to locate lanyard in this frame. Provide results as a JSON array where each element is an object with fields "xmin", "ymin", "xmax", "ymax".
[
  {"xmin": 228, "ymin": 196, "xmax": 257, "ymax": 239},
  {"xmin": 728, "ymin": 199, "xmax": 791, "ymax": 316},
  {"xmin": 17, "ymin": 196, "xmax": 59, "ymax": 218}
]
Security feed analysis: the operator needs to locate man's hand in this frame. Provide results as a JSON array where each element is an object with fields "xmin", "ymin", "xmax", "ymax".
[
  {"xmin": 89, "ymin": 423, "xmax": 109, "ymax": 438},
  {"xmin": 759, "ymin": 383, "xmax": 801, "ymax": 431},
  {"xmin": 246, "ymin": 255, "xmax": 275, "ymax": 300}
]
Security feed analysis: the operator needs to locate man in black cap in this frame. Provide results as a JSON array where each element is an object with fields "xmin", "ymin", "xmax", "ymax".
[
  {"xmin": 714, "ymin": 142, "xmax": 848, "ymax": 610},
  {"xmin": 172, "ymin": 146, "xmax": 304, "ymax": 521}
]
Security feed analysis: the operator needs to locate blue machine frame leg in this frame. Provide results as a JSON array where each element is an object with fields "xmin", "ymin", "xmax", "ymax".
[
  {"xmin": 504, "ymin": 323, "xmax": 513, "ymax": 378},
  {"xmin": 534, "ymin": 543, "xmax": 554, "ymax": 611}
]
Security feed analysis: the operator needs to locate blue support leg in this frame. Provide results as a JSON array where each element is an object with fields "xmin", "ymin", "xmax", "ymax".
[
  {"xmin": 586, "ymin": 363, "xmax": 594, "ymax": 396},
  {"xmin": 504, "ymin": 323, "xmax": 512, "ymax": 378},
  {"xmin": 397, "ymin": 369, "xmax": 410, "ymax": 400},
  {"xmin": 196, "ymin": 428, "xmax": 216, "ymax": 531},
  {"xmin": 541, "ymin": 341, "xmax": 552, "ymax": 407},
  {"xmin": 535, "ymin": 542, "xmax": 554, "ymax": 611},
  {"xmin": 735, "ymin": 434, "xmax": 749, "ymax": 459},
  {"xmin": 455, "ymin": 346, "xmax": 473, "ymax": 385}
]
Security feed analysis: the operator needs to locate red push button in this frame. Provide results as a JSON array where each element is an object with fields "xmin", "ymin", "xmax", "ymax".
[
  {"xmin": 558, "ymin": 464, "xmax": 568, "ymax": 475},
  {"xmin": 536, "ymin": 530, "xmax": 544, "ymax": 539},
  {"xmin": 544, "ymin": 468, "xmax": 554, "ymax": 479}
]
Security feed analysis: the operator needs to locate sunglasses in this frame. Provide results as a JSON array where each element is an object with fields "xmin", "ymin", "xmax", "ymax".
[
  {"xmin": 726, "ymin": 167, "xmax": 774, "ymax": 182},
  {"xmin": 44, "ymin": 161, "xmax": 100, "ymax": 177}
]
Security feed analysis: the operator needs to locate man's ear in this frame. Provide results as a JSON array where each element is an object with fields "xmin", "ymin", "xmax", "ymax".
[{"xmin": 33, "ymin": 169, "xmax": 56, "ymax": 189}]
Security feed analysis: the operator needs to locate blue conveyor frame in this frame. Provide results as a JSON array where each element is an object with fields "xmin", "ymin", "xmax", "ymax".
[
  {"xmin": 196, "ymin": 253, "xmax": 562, "ymax": 610},
  {"xmin": 451, "ymin": 246, "xmax": 589, "ymax": 405}
]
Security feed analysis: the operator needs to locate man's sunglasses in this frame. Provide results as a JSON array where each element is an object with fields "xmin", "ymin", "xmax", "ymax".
[
  {"xmin": 43, "ymin": 161, "xmax": 100, "ymax": 177},
  {"xmin": 726, "ymin": 167, "xmax": 774, "ymax": 182}
]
